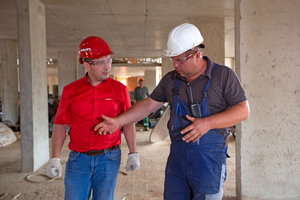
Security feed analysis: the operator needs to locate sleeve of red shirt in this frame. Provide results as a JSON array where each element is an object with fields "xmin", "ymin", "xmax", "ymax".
[{"xmin": 53, "ymin": 87, "xmax": 71, "ymax": 125}]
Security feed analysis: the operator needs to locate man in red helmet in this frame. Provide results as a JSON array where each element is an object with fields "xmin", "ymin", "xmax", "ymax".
[{"xmin": 46, "ymin": 36, "xmax": 140, "ymax": 200}]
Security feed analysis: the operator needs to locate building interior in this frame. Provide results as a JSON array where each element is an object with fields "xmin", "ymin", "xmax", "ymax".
[{"xmin": 0, "ymin": 0, "xmax": 299, "ymax": 199}]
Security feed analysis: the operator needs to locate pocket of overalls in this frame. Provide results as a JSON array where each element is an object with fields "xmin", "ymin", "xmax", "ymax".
[
  {"xmin": 169, "ymin": 103, "xmax": 182, "ymax": 131},
  {"xmin": 193, "ymin": 150, "xmax": 222, "ymax": 189},
  {"xmin": 178, "ymin": 103, "xmax": 194, "ymax": 128},
  {"xmin": 209, "ymin": 147, "xmax": 227, "ymax": 165}
]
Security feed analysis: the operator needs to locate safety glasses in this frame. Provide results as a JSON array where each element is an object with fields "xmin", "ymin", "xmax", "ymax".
[
  {"xmin": 86, "ymin": 57, "xmax": 112, "ymax": 67},
  {"xmin": 170, "ymin": 51, "xmax": 198, "ymax": 64}
]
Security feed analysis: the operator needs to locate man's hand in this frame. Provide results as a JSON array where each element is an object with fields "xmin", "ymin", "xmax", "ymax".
[
  {"xmin": 94, "ymin": 115, "xmax": 119, "ymax": 135},
  {"xmin": 126, "ymin": 153, "xmax": 140, "ymax": 172},
  {"xmin": 181, "ymin": 115, "xmax": 211, "ymax": 143},
  {"xmin": 46, "ymin": 158, "xmax": 62, "ymax": 178}
]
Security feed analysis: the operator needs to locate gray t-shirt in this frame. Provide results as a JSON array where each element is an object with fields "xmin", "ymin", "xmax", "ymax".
[
  {"xmin": 149, "ymin": 56, "xmax": 247, "ymax": 136},
  {"xmin": 134, "ymin": 86, "xmax": 149, "ymax": 101}
]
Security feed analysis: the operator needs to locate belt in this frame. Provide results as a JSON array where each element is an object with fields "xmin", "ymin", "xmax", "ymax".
[{"xmin": 75, "ymin": 145, "xmax": 120, "ymax": 156}]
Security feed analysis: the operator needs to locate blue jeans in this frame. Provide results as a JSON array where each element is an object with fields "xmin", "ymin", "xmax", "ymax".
[{"xmin": 64, "ymin": 148, "xmax": 121, "ymax": 200}]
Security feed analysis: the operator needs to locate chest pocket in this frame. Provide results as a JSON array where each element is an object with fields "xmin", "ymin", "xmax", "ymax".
[
  {"xmin": 98, "ymin": 98, "xmax": 122, "ymax": 117},
  {"xmin": 168, "ymin": 101, "xmax": 192, "ymax": 131}
]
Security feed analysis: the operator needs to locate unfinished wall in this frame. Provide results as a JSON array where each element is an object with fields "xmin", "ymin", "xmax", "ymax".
[
  {"xmin": 191, "ymin": 18, "xmax": 225, "ymax": 65},
  {"xmin": 235, "ymin": 0, "xmax": 300, "ymax": 199}
]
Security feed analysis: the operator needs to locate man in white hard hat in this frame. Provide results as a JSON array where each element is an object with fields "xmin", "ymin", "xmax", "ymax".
[{"xmin": 94, "ymin": 23, "xmax": 250, "ymax": 199}]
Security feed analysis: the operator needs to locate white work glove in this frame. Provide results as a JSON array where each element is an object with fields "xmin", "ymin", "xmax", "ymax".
[
  {"xmin": 126, "ymin": 153, "xmax": 140, "ymax": 172},
  {"xmin": 46, "ymin": 158, "xmax": 62, "ymax": 178}
]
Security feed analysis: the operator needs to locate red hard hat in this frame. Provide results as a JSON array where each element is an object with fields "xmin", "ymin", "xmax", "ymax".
[{"xmin": 78, "ymin": 36, "xmax": 114, "ymax": 64}]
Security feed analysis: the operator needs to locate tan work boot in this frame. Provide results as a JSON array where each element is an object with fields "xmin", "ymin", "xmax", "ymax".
[{"xmin": 144, "ymin": 127, "xmax": 150, "ymax": 131}]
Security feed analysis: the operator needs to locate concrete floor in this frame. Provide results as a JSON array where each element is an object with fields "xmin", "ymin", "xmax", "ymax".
[{"xmin": 0, "ymin": 126, "xmax": 237, "ymax": 200}]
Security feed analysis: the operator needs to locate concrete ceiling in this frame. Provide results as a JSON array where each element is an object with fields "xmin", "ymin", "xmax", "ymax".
[{"xmin": 0, "ymin": 0, "xmax": 235, "ymax": 60}]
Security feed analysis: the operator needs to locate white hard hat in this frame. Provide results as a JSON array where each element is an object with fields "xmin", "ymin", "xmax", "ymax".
[{"xmin": 163, "ymin": 23, "xmax": 204, "ymax": 57}]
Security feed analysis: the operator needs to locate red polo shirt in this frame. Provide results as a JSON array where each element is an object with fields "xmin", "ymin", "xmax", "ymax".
[{"xmin": 54, "ymin": 75, "xmax": 131, "ymax": 152}]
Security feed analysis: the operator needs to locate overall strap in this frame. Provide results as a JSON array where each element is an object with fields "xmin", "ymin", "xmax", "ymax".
[
  {"xmin": 203, "ymin": 63, "xmax": 219, "ymax": 99},
  {"xmin": 172, "ymin": 79, "xmax": 181, "ymax": 97}
]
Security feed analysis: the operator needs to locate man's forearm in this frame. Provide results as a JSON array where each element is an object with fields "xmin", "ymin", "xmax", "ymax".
[
  {"xmin": 51, "ymin": 124, "xmax": 68, "ymax": 158},
  {"xmin": 207, "ymin": 100, "xmax": 250, "ymax": 129},
  {"xmin": 116, "ymin": 97, "xmax": 164, "ymax": 127},
  {"xmin": 123, "ymin": 123, "xmax": 137, "ymax": 153}
]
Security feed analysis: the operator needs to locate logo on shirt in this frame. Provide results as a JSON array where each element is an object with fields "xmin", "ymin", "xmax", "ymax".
[{"xmin": 105, "ymin": 98, "xmax": 112, "ymax": 100}]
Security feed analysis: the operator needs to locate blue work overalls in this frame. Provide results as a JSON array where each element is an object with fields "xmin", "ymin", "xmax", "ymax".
[{"xmin": 164, "ymin": 64, "xmax": 228, "ymax": 200}]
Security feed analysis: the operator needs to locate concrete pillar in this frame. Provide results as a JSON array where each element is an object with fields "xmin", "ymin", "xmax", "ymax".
[
  {"xmin": 144, "ymin": 70, "xmax": 156, "ymax": 94},
  {"xmin": 0, "ymin": 63, "xmax": 2, "ymax": 99},
  {"xmin": 58, "ymin": 52, "xmax": 77, "ymax": 95},
  {"xmin": 0, "ymin": 64, "xmax": 1, "ymax": 98},
  {"xmin": 47, "ymin": 64, "xmax": 59, "ymax": 96},
  {"xmin": 0, "ymin": 40, "xmax": 19, "ymax": 124},
  {"xmin": 162, "ymin": 58, "xmax": 174, "ymax": 76},
  {"xmin": 235, "ymin": 0, "xmax": 300, "ymax": 199},
  {"xmin": 16, "ymin": 0, "xmax": 49, "ymax": 172},
  {"xmin": 47, "ymin": 75, "xmax": 53, "ymax": 94},
  {"xmin": 156, "ymin": 67, "xmax": 162, "ymax": 85},
  {"xmin": 225, "ymin": 57, "xmax": 235, "ymax": 70},
  {"xmin": 191, "ymin": 18, "xmax": 225, "ymax": 65}
]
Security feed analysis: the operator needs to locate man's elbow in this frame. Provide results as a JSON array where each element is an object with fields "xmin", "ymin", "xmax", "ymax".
[{"xmin": 242, "ymin": 100, "xmax": 250, "ymax": 121}]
